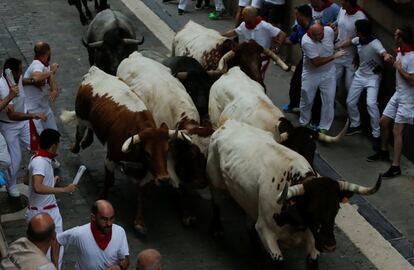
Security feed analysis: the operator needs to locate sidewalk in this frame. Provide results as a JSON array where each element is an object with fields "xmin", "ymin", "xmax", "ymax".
[{"xmin": 0, "ymin": 0, "xmax": 412, "ymax": 269}]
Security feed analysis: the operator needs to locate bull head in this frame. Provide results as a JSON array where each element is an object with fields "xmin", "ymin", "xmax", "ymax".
[
  {"xmin": 121, "ymin": 129, "xmax": 192, "ymax": 153},
  {"xmin": 85, "ymin": 36, "xmax": 144, "ymax": 48}
]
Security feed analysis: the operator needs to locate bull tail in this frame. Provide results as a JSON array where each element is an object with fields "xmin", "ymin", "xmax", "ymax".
[{"xmin": 60, "ymin": 110, "xmax": 77, "ymax": 123}]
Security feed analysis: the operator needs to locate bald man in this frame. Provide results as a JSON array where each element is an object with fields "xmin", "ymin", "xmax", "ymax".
[
  {"xmin": 222, "ymin": 6, "xmax": 286, "ymax": 79},
  {"xmin": 299, "ymin": 23, "xmax": 346, "ymax": 132},
  {"xmin": 136, "ymin": 249, "xmax": 162, "ymax": 270},
  {"xmin": 57, "ymin": 200, "xmax": 129, "ymax": 270},
  {"xmin": 1, "ymin": 213, "xmax": 57, "ymax": 269}
]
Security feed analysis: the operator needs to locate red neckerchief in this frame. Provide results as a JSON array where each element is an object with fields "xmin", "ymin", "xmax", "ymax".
[
  {"xmin": 394, "ymin": 44, "xmax": 414, "ymax": 56},
  {"xmin": 33, "ymin": 149, "xmax": 57, "ymax": 160},
  {"xmin": 314, "ymin": 0, "xmax": 333, "ymax": 12},
  {"xmin": 245, "ymin": 16, "xmax": 262, "ymax": 30},
  {"xmin": 34, "ymin": 56, "xmax": 49, "ymax": 67},
  {"xmin": 90, "ymin": 220, "xmax": 112, "ymax": 250},
  {"xmin": 345, "ymin": 5, "xmax": 363, "ymax": 16}
]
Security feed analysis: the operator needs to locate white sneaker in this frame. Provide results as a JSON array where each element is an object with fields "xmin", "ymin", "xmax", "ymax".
[
  {"xmin": 7, "ymin": 185, "xmax": 20, "ymax": 198},
  {"xmin": 52, "ymin": 159, "xmax": 61, "ymax": 169}
]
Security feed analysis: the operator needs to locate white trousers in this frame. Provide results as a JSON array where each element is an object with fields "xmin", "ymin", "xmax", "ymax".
[
  {"xmin": 26, "ymin": 206, "xmax": 64, "ymax": 269},
  {"xmin": 214, "ymin": 0, "xmax": 225, "ymax": 11},
  {"xmin": 346, "ymin": 73, "xmax": 381, "ymax": 138},
  {"xmin": 27, "ymin": 106, "xmax": 58, "ymax": 134},
  {"xmin": 335, "ymin": 55, "xmax": 355, "ymax": 93},
  {"xmin": 178, "ymin": 0, "xmax": 187, "ymax": 10},
  {"xmin": 300, "ymin": 72, "xmax": 337, "ymax": 130},
  {"xmin": 0, "ymin": 133, "xmax": 11, "ymax": 171},
  {"xmin": 0, "ymin": 121, "xmax": 30, "ymax": 190}
]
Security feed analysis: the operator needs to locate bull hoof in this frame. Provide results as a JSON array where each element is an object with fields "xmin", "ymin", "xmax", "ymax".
[
  {"xmin": 134, "ymin": 224, "xmax": 147, "ymax": 238},
  {"xmin": 182, "ymin": 216, "xmax": 197, "ymax": 227},
  {"xmin": 70, "ymin": 143, "xmax": 80, "ymax": 154}
]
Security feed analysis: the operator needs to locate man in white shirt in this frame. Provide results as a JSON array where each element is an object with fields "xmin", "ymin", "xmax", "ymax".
[
  {"xmin": 222, "ymin": 6, "xmax": 286, "ymax": 78},
  {"xmin": 27, "ymin": 129, "xmax": 77, "ymax": 268},
  {"xmin": 300, "ymin": 22, "xmax": 346, "ymax": 132},
  {"xmin": 57, "ymin": 200, "xmax": 130, "ymax": 270},
  {"xmin": 333, "ymin": 0, "xmax": 367, "ymax": 93},
  {"xmin": 337, "ymin": 20, "xmax": 393, "ymax": 149},
  {"xmin": 367, "ymin": 26, "xmax": 414, "ymax": 179},
  {"xmin": 24, "ymin": 42, "xmax": 59, "ymax": 134},
  {"xmin": 0, "ymin": 57, "xmax": 47, "ymax": 197}
]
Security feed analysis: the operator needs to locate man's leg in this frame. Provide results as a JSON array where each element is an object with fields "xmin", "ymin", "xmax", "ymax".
[
  {"xmin": 178, "ymin": 0, "xmax": 188, "ymax": 14},
  {"xmin": 285, "ymin": 58, "xmax": 303, "ymax": 111},
  {"xmin": 43, "ymin": 107, "xmax": 58, "ymax": 131},
  {"xmin": 299, "ymin": 76, "xmax": 319, "ymax": 127},
  {"xmin": 346, "ymin": 74, "xmax": 365, "ymax": 131},
  {"xmin": 365, "ymin": 79, "xmax": 381, "ymax": 139},
  {"xmin": 2, "ymin": 124, "xmax": 23, "ymax": 196},
  {"xmin": 0, "ymin": 133, "xmax": 11, "ymax": 187},
  {"xmin": 392, "ymin": 123, "xmax": 404, "ymax": 167},
  {"xmin": 318, "ymin": 75, "xmax": 336, "ymax": 131}
]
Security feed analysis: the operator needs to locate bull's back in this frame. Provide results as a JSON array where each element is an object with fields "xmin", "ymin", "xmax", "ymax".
[{"xmin": 117, "ymin": 52, "xmax": 199, "ymax": 127}]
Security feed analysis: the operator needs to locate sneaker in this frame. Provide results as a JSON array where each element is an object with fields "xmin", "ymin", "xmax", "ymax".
[
  {"xmin": 382, "ymin": 166, "xmax": 401, "ymax": 179},
  {"xmin": 208, "ymin": 10, "xmax": 225, "ymax": 20},
  {"xmin": 7, "ymin": 185, "xmax": 20, "ymax": 198},
  {"xmin": 319, "ymin": 128, "xmax": 328, "ymax": 134},
  {"xmin": 366, "ymin": 150, "xmax": 389, "ymax": 162},
  {"xmin": 371, "ymin": 136, "xmax": 381, "ymax": 152},
  {"xmin": 309, "ymin": 123, "xmax": 319, "ymax": 131},
  {"xmin": 52, "ymin": 159, "xmax": 61, "ymax": 169},
  {"xmin": 195, "ymin": 3, "xmax": 202, "ymax": 9},
  {"xmin": 346, "ymin": 126, "xmax": 362, "ymax": 136}
]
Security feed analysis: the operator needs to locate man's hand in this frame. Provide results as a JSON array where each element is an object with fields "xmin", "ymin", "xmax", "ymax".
[
  {"xmin": 34, "ymin": 79, "xmax": 46, "ymax": 88},
  {"xmin": 50, "ymin": 63, "xmax": 59, "ymax": 74},
  {"xmin": 383, "ymin": 53, "xmax": 394, "ymax": 64},
  {"xmin": 33, "ymin": 112, "xmax": 47, "ymax": 121},
  {"xmin": 10, "ymin": 85, "xmax": 19, "ymax": 98},
  {"xmin": 329, "ymin": 22, "xmax": 337, "ymax": 32},
  {"xmin": 64, "ymin": 184, "xmax": 77, "ymax": 193},
  {"xmin": 49, "ymin": 90, "xmax": 58, "ymax": 102},
  {"xmin": 333, "ymin": 49, "xmax": 347, "ymax": 59},
  {"xmin": 106, "ymin": 265, "xmax": 122, "ymax": 270},
  {"xmin": 393, "ymin": 60, "xmax": 402, "ymax": 71},
  {"xmin": 5, "ymin": 104, "xmax": 14, "ymax": 113},
  {"xmin": 50, "ymin": 237, "xmax": 61, "ymax": 269},
  {"xmin": 54, "ymin": 176, "xmax": 60, "ymax": 186}
]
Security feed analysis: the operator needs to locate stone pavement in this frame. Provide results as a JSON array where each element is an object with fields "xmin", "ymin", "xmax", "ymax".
[{"xmin": 0, "ymin": 0, "xmax": 411, "ymax": 269}]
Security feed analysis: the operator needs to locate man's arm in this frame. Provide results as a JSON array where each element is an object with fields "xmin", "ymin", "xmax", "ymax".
[
  {"xmin": 106, "ymin": 257, "xmax": 129, "ymax": 270},
  {"xmin": 32, "ymin": 175, "xmax": 77, "ymax": 195},
  {"xmin": 0, "ymin": 85, "xmax": 18, "ymax": 111},
  {"xmin": 7, "ymin": 110, "xmax": 47, "ymax": 121},
  {"xmin": 221, "ymin": 29, "xmax": 237, "ymax": 38},
  {"xmin": 271, "ymin": 30, "xmax": 286, "ymax": 47},
  {"xmin": 335, "ymin": 37, "xmax": 352, "ymax": 49},
  {"xmin": 395, "ymin": 60, "xmax": 414, "ymax": 86},
  {"xmin": 310, "ymin": 50, "xmax": 347, "ymax": 67}
]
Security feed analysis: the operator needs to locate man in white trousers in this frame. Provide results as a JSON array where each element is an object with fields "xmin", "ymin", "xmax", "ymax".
[
  {"xmin": 336, "ymin": 20, "xmax": 393, "ymax": 150},
  {"xmin": 300, "ymin": 22, "xmax": 346, "ymax": 132},
  {"xmin": 26, "ymin": 129, "xmax": 77, "ymax": 269},
  {"xmin": 0, "ymin": 57, "xmax": 47, "ymax": 197}
]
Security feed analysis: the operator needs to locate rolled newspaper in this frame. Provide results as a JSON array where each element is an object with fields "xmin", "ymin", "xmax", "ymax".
[{"xmin": 72, "ymin": 165, "xmax": 87, "ymax": 185}]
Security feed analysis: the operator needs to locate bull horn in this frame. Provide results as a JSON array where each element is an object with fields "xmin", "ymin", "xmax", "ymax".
[
  {"xmin": 121, "ymin": 134, "xmax": 140, "ymax": 153},
  {"xmin": 168, "ymin": 130, "xmax": 192, "ymax": 143},
  {"xmin": 175, "ymin": 72, "xmax": 188, "ymax": 80},
  {"xmin": 88, "ymin": 41, "xmax": 104, "ymax": 48},
  {"xmin": 318, "ymin": 119, "xmax": 349, "ymax": 143},
  {"xmin": 277, "ymin": 184, "xmax": 305, "ymax": 204},
  {"xmin": 338, "ymin": 173, "xmax": 382, "ymax": 195},
  {"xmin": 123, "ymin": 36, "xmax": 145, "ymax": 45},
  {"xmin": 217, "ymin": 50, "xmax": 235, "ymax": 72},
  {"xmin": 263, "ymin": 48, "xmax": 290, "ymax": 71},
  {"xmin": 279, "ymin": 132, "xmax": 289, "ymax": 143}
]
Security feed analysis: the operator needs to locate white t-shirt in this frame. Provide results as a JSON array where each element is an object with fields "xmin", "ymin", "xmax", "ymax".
[
  {"xmin": 395, "ymin": 51, "xmax": 414, "ymax": 102},
  {"xmin": 57, "ymin": 223, "xmax": 129, "ymax": 270},
  {"xmin": 235, "ymin": 21, "xmax": 281, "ymax": 49},
  {"xmin": 336, "ymin": 8, "xmax": 367, "ymax": 56},
  {"xmin": 352, "ymin": 37, "xmax": 386, "ymax": 76},
  {"xmin": 301, "ymin": 26, "xmax": 335, "ymax": 76},
  {"xmin": 0, "ymin": 76, "xmax": 26, "ymax": 122},
  {"xmin": 28, "ymin": 156, "xmax": 57, "ymax": 207},
  {"xmin": 24, "ymin": 60, "xmax": 50, "ymax": 111}
]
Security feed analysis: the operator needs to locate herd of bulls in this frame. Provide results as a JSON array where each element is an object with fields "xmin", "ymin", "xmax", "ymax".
[{"xmin": 62, "ymin": 10, "xmax": 383, "ymax": 269}]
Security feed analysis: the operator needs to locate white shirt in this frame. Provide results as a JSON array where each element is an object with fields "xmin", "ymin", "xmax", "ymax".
[
  {"xmin": 24, "ymin": 60, "xmax": 50, "ymax": 111},
  {"xmin": 28, "ymin": 156, "xmax": 57, "ymax": 207},
  {"xmin": 264, "ymin": 0, "xmax": 285, "ymax": 5},
  {"xmin": 0, "ymin": 76, "xmax": 26, "ymax": 122},
  {"xmin": 352, "ymin": 37, "xmax": 386, "ymax": 76},
  {"xmin": 395, "ymin": 51, "xmax": 414, "ymax": 102},
  {"xmin": 235, "ymin": 21, "xmax": 281, "ymax": 49},
  {"xmin": 301, "ymin": 26, "xmax": 335, "ymax": 76},
  {"xmin": 57, "ymin": 223, "xmax": 129, "ymax": 270},
  {"xmin": 336, "ymin": 8, "xmax": 367, "ymax": 56}
]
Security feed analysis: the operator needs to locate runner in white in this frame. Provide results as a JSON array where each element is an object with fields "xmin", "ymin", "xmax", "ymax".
[
  {"xmin": 337, "ymin": 20, "xmax": 393, "ymax": 150},
  {"xmin": 333, "ymin": 0, "xmax": 367, "ymax": 93},
  {"xmin": 26, "ymin": 129, "xmax": 77, "ymax": 268},
  {"xmin": 367, "ymin": 26, "xmax": 414, "ymax": 178},
  {"xmin": 300, "ymin": 22, "xmax": 346, "ymax": 132},
  {"xmin": 57, "ymin": 200, "xmax": 130, "ymax": 270},
  {"xmin": 0, "ymin": 58, "xmax": 47, "ymax": 197}
]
